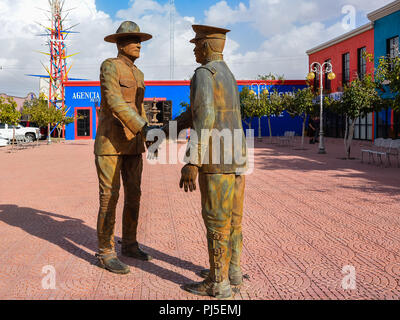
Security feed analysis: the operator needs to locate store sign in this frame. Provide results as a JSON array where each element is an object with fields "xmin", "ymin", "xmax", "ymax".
[{"xmin": 72, "ymin": 91, "xmax": 100, "ymax": 102}]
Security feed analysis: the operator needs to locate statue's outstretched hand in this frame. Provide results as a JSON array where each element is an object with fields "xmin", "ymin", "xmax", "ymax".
[
  {"xmin": 179, "ymin": 164, "xmax": 198, "ymax": 192},
  {"xmin": 142, "ymin": 125, "xmax": 161, "ymax": 160}
]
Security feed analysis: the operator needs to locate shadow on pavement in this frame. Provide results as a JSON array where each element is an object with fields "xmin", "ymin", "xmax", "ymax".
[{"xmin": 0, "ymin": 204, "xmax": 203, "ymax": 285}]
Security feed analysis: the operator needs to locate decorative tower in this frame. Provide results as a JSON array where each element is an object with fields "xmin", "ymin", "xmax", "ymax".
[{"xmin": 32, "ymin": 0, "xmax": 78, "ymax": 141}]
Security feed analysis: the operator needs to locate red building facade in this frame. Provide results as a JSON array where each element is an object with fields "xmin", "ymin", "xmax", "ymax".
[{"xmin": 307, "ymin": 23, "xmax": 375, "ymax": 140}]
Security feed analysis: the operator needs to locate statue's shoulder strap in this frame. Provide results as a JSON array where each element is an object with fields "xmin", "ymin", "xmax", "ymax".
[{"xmin": 195, "ymin": 65, "xmax": 217, "ymax": 76}]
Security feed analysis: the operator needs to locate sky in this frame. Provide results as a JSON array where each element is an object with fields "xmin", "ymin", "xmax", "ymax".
[{"xmin": 0, "ymin": 0, "xmax": 394, "ymax": 97}]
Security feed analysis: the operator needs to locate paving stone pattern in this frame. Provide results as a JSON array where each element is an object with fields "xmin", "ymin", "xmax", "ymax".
[{"xmin": 0, "ymin": 137, "xmax": 399, "ymax": 300}]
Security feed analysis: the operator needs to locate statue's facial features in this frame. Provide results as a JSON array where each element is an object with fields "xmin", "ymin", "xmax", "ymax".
[
  {"xmin": 193, "ymin": 39, "xmax": 211, "ymax": 64},
  {"xmin": 117, "ymin": 37, "xmax": 142, "ymax": 60},
  {"xmin": 193, "ymin": 37, "xmax": 225, "ymax": 64}
]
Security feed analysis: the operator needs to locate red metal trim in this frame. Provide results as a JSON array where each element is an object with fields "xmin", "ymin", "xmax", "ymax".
[
  {"xmin": 237, "ymin": 80, "xmax": 307, "ymax": 85},
  {"xmin": 64, "ymin": 79, "xmax": 307, "ymax": 87},
  {"xmin": 146, "ymin": 80, "xmax": 191, "ymax": 86},
  {"xmin": 74, "ymin": 107, "xmax": 92, "ymax": 140}
]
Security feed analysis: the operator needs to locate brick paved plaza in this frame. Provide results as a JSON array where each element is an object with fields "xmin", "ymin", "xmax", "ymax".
[{"xmin": 0, "ymin": 138, "xmax": 399, "ymax": 300}]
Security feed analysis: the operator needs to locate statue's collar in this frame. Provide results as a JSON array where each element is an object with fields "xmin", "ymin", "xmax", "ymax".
[{"xmin": 118, "ymin": 53, "xmax": 136, "ymax": 68}]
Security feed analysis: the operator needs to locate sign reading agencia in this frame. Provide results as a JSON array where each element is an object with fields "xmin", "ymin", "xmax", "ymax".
[{"xmin": 72, "ymin": 91, "xmax": 100, "ymax": 102}]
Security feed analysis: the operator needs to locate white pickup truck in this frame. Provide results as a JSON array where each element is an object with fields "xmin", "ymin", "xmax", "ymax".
[{"xmin": 0, "ymin": 123, "xmax": 41, "ymax": 145}]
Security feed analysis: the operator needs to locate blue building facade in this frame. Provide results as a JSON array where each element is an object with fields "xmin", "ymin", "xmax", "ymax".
[
  {"xmin": 368, "ymin": 1, "xmax": 400, "ymax": 139},
  {"xmin": 64, "ymin": 80, "xmax": 307, "ymax": 140}
]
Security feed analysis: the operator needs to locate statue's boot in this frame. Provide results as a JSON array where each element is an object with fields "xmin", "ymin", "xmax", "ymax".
[
  {"xmin": 198, "ymin": 267, "xmax": 243, "ymax": 286},
  {"xmin": 182, "ymin": 278, "xmax": 232, "ymax": 300},
  {"xmin": 96, "ymin": 186, "xmax": 129, "ymax": 274},
  {"xmin": 96, "ymin": 253, "xmax": 130, "ymax": 274},
  {"xmin": 198, "ymin": 218, "xmax": 244, "ymax": 286},
  {"xmin": 121, "ymin": 194, "xmax": 152, "ymax": 261},
  {"xmin": 121, "ymin": 242, "xmax": 152, "ymax": 261},
  {"xmin": 183, "ymin": 230, "xmax": 232, "ymax": 299}
]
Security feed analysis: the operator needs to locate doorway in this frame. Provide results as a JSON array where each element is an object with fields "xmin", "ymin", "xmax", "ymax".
[{"xmin": 75, "ymin": 107, "xmax": 92, "ymax": 139}]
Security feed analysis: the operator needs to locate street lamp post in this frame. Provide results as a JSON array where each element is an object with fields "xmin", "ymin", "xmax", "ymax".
[
  {"xmin": 250, "ymin": 83, "xmax": 268, "ymax": 141},
  {"xmin": 308, "ymin": 62, "xmax": 335, "ymax": 154}
]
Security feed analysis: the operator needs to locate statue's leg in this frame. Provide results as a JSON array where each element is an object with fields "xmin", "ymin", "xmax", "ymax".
[
  {"xmin": 229, "ymin": 174, "xmax": 245, "ymax": 285},
  {"xmin": 95, "ymin": 155, "xmax": 129, "ymax": 274},
  {"xmin": 183, "ymin": 173, "xmax": 235, "ymax": 299},
  {"xmin": 198, "ymin": 175, "xmax": 245, "ymax": 285},
  {"xmin": 120, "ymin": 154, "xmax": 152, "ymax": 261},
  {"xmin": 95, "ymin": 155, "xmax": 121, "ymax": 255}
]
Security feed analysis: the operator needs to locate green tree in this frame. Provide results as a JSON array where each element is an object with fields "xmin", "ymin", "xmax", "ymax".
[
  {"xmin": 257, "ymin": 73, "xmax": 285, "ymax": 81},
  {"xmin": 260, "ymin": 89, "xmax": 285, "ymax": 142},
  {"xmin": 22, "ymin": 94, "xmax": 73, "ymax": 142},
  {"xmin": 375, "ymin": 53, "xmax": 400, "ymax": 111},
  {"xmin": 54, "ymin": 106, "xmax": 74, "ymax": 141},
  {"xmin": 0, "ymin": 96, "xmax": 21, "ymax": 145},
  {"xmin": 22, "ymin": 95, "xmax": 52, "ymax": 128},
  {"xmin": 338, "ymin": 75, "xmax": 382, "ymax": 159},
  {"xmin": 240, "ymin": 86, "xmax": 259, "ymax": 131},
  {"xmin": 289, "ymin": 87, "xmax": 316, "ymax": 147},
  {"xmin": 179, "ymin": 101, "xmax": 190, "ymax": 116}
]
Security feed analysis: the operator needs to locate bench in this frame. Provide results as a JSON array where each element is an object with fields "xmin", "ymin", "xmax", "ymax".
[
  {"xmin": 277, "ymin": 131, "xmax": 295, "ymax": 146},
  {"xmin": 361, "ymin": 138, "xmax": 400, "ymax": 167},
  {"xmin": 361, "ymin": 138, "xmax": 383, "ymax": 164},
  {"xmin": 9, "ymin": 135, "xmax": 30, "ymax": 150}
]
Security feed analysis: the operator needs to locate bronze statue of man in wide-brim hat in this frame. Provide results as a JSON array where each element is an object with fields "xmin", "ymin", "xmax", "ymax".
[
  {"xmin": 94, "ymin": 21, "xmax": 155, "ymax": 274},
  {"xmin": 163, "ymin": 24, "xmax": 248, "ymax": 299}
]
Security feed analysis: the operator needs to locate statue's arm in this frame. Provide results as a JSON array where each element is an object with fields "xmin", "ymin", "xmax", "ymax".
[
  {"xmin": 184, "ymin": 69, "xmax": 215, "ymax": 167},
  {"xmin": 100, "ymin": 59, "xmax": 147, "ymax": 134},
  {"xmin": 175, "ymin": 107, "xmax": 193, "ymax": 132}
]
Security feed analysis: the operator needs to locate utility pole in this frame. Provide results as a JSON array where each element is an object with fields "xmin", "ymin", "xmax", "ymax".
[{"xmin": 170, "ymin": 0, "xmax": 175, "ymax": 80}]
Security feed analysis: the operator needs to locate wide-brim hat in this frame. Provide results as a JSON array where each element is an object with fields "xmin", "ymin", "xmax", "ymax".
[
  {"xmin": 190, "ymin": 24, "xmax": 230, "ymax": 43},
  {"xmin": 104, "ymin": 21, "xmax": 152, "ymax": 43}
]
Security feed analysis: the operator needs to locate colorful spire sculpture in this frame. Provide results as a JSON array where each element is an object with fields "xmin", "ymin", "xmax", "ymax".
[
  {"xmin": 29, "ymin": 0, "xmax": 80, "ymax": 139},
  {"xmin": 47, "ymin": 0, "xmax": 76, "ymax": 111}
]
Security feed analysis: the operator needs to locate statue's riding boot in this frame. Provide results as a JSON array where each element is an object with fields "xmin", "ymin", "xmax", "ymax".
[
  {"xmin": 183, "ymin": 231, "xmax": 232, "ymax": 299},
  {"xmin": 198, "ymin": 227, "xmax": 243, "ymax": 285},
  {"xmin": 96, "ymin": 252, "xmax": 130, "ymax": 274},
  {"xmin": 121, "ymin": 241, "xmax": 152, "ymax": 261},
  {"xmin": 96, "ymin": 190, "xmax": 130, "ymax": 274}
]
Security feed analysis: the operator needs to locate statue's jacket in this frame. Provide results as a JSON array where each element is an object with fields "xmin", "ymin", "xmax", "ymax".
[
  {"xmin": 94, "ymin": 54, "xmax": 148, "ymax": 156},
  {"xmin": 177, "ymin": 60, "xmax": 248, "ymax": 174}
]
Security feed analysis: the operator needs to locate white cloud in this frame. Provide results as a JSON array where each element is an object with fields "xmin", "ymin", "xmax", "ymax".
[
  {"xmin": 204, "ymin": 0, "xmax": 393, "ymax": 79},
  {"xmin": 0, "ymin": 0, "xmax": 395, "ymax": 97}
]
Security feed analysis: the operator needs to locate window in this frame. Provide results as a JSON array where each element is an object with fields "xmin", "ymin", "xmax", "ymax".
[
  {"xmin": 387, "ymin": 36, "xmax": 399, "ymax": 58},
  {"xmin": 0, "ymin": 123, "xmax": 5, "ymax": 129},
  {"xmin": 324, "ymin": 59, "xmax": 332, "ymax": 91},
  {"xmin": 387, "ymin": 36, "xmax": 399, "ymax": 70},
  {"xmin": 342, "ymin": 53, "xmax": 350, "ymax": 85},
  {"xmin": 353, "ymin": 113, "xmax": 373, "ymax": 140},
  {"xmin": 357, "ymin": 47, "xmax": 367, "ymax": 79}
]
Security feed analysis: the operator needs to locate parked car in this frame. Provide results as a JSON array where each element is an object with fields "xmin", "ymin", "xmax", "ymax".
[
  {"xmin": 0, "ymin": 137, "xmax": 8, "ymax": 147},
  {"xmin": 19, "ymin": 120, "xmax": 47, "ymax": 140},
  {"xmin": 0, "ymin": 123, "xmax": 40, "ymax": 142}
]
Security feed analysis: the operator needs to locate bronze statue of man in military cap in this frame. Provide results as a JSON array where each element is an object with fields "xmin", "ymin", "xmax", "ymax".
[
  {"xmin": 164, "ymin": 24, "xmax": 248, "ymax": 299},
  {"xmin": 94, "ymin": 21, "xmax": 154, "ymax": 274}
]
